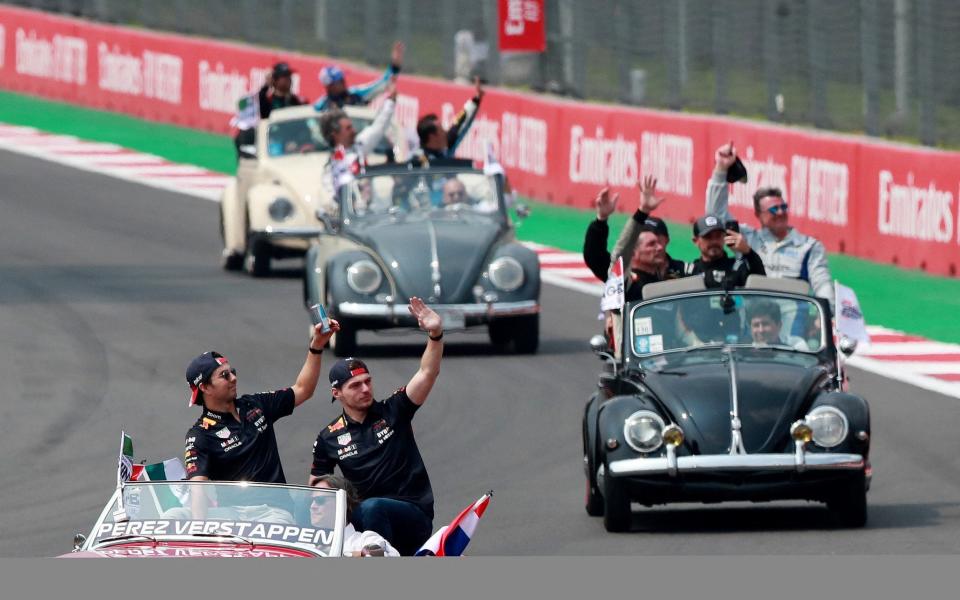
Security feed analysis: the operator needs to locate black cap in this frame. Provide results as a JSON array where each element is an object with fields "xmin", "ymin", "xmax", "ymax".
[
  {"xmin": 329, "ymin": 358, "xmax": 370, "ymax": 402},
  {"xmin": 726, "ymin": 157, "xmax": 748, "ymax": 184},
  {"xmin": 272, "ymin": 62, "xmax": 294, "ymax": 78},
  {"xmin": 693, "ymin": 214, "xmax": 725, "ymax": 237},
  {"xmin": 185, "ymin": 351, "xmax": 228, "ymax": 407},
  {"xmin": 642, "ymin": 216, "xmax": 670, "ymax": 240}
]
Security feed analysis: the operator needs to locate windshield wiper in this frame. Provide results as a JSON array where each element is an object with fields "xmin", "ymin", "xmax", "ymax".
[
  {"xmin": 96, "ymin": 534, "xmax": 158, "ymax": 546},
  {"xmin": 193, "ymin": 532, "xmax": 255, "ymax": 548}
]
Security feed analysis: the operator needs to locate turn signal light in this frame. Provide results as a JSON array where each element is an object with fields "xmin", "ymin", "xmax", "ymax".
[
  {"xmin": 790, "ymin": 421, "xmax": 813, "ymax": 443},
  {"xmin": 662, "ymin": 424, "xmax": 685, "ymax": 447}
]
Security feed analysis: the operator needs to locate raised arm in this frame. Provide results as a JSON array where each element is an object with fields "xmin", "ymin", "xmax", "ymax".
[
  {"xmin": 350, "ymin": 41, "xmax": 404, "ymax": 102},
  {"xmin": 405, "ymin": 297, "xmax": 443, "ymax": 406},
  {"xmin": 706, "ymin": 142, "xmax": 736, "ymax": 220},
  {"xmin": 445, "ymin": 77, "xmax": 485, "ymax": 157},
  {"xmin": 291, "ymin": 320, "xmax": 341, "ymax": 407},
  {"xmin": 355, "ymin": 79, "xmax": 397, "ymax": 157},
  {"xmin": 610, "ymin": 175, "xmax": 665, "ymax": 285},
  {"xmin": 583, "ymin": 187, "xmax": 618, "ymax": 281}
]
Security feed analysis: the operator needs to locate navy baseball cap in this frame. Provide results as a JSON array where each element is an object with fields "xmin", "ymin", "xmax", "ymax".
[
  {"xmin": 272, "ymin": 62, "xmax": 294, "ymax": 78},
  {"xmin": 643, "ymin": 216, "xmax": 670, "ymax": 239},
  {"xmin": 329, "ymin": 358, "xmax": 370, "ymax": 402},
  {"xmin": 693, "ymin": 214, "xmax": 725, "ymax": 237},
  {"xmin": 185, "ymin": 351, "xmax": 228, "ymax": 407}
]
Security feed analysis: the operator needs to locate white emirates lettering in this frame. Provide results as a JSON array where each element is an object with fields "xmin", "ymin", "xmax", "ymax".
[
  {"xmin": 15, "ymin": 29, "xmax": 87, "ymax": 84},
  {"xmin": 569, "ymin": 125, "xmax": 638, "ymax": 186},
  {"xmin": 877, "ymin": 170, "xmax": 953, "ymax": 243},
  {"xmin": 0, "ymin": 25, "xmax": 6, "ymax": 69},
  {"xmin": 198, "ymin": 60, "xmax": 249, "ymax": 113},
  {"xmin": 640, "ymin": 132, "xmax": 693, "ymax": 196},
  {"xmin": 789, "ymin": 155, "xmax": 849, "ymax": 225}
]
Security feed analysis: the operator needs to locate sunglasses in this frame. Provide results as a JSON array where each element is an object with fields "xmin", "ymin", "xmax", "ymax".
[
  {"xmin": 213, "ymin": 368, "xmax": 237, "ymax": 381},
  {"xmin": 766, "ymin": 203, "xmax": 789, "ymax": 215},
  {"xmin": 311, "ymin": 497, "xmax": 326, "ymax": 507}
]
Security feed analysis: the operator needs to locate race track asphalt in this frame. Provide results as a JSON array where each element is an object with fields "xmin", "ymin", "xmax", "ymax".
[{"xmin": 2, "ymin": 149, "xmax": 960, "ymax": 556}]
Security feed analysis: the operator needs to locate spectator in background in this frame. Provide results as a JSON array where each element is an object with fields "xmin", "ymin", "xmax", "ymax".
[
  {"xmin": 706, "ymin": 142, "xmax": 832, "ymax": 302},
  {"xmin": 416, "ymin": 77, "xmax": 485, "ymax": 161},
  {"xmin": 314, "ymin": 42, "xmax": 405, "ymax": 111}
]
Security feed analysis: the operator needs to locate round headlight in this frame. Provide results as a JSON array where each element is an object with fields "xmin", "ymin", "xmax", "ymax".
[
  {"xmin": 488, "ymin": 256, "xmax": 524, "ymax": 292},
  {"xmin": 268, "ymin": 197, "xmax": 294, "ymax": 221},
  {"xmin": 806, "ymin": 406, "xmax": 849, "ymax": 448},
  {"xmin": 346, "ymin": 259, "xmax": 383, "ymax": 294},
  {"xmin": 623, "ymin": 410, "xmax": 665, "ymax": 453}
]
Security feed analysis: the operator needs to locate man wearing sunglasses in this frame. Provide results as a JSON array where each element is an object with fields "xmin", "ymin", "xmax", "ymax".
[
  {"xmin": 706, "ymin": 142, "xmax": 833, "ymax": 303},
  {"xmin": 182, "ymin": 321, "xmax": 340, "ymax": 499}
]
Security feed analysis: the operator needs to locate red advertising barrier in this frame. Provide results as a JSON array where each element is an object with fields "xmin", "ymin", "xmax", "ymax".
[{"xmin": 3, "ymin": 5, "xmax": 960, "ymax": 276}]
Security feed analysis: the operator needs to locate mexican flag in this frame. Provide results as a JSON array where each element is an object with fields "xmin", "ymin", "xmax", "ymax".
[
  {"xmin": 116, "ymin": 431, "xmax": 134, "ymax": 487},
  {"xmin": 136, "ymin": 458, "xmax": 188, "ymax": 512}
]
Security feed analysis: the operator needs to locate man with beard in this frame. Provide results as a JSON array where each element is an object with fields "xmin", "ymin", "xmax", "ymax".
[{"xmin": 685, "ymin": 213, "xmax": 765, "ymax": 287}]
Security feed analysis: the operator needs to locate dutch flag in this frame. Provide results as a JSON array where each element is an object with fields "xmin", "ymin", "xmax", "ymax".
[{"xmin": 415, "ymin": 491, "xmax": 492, "ymax": 557}]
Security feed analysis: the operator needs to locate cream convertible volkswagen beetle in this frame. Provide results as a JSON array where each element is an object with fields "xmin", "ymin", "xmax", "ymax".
[
  {"xmin": 220, "ymin": 104, "xmax": 401, "ymax": 276},
  {"xmin": 302, "ymin": 163, "xmax": 541, "ymax": 356},
  {"xmin": 583, "ymin": 277, "xmax": 871, "ymax": 532}
]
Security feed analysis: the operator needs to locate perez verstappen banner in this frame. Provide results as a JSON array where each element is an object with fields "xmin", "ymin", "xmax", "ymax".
[
  {"xmin": 3, "ymin": 5, "xmax": 960, "ymax": 276},
  {"xmin": 498, "ymin": 0, "xmax": 546, "ymax": 53}
]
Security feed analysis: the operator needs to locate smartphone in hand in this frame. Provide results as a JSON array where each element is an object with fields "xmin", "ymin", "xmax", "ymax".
[{"xmin": 309, "ymin": 303, "xmax": 331, "ymax": 333}]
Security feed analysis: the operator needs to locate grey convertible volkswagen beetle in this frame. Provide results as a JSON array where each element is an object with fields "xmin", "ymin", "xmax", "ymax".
[
  {"xmin": 302, "ymin": 162, "xmax": 540, "ymax": 356},
  {"xmin": 583, "ymin": 276, "xmax": 871, "ymax": 532}
]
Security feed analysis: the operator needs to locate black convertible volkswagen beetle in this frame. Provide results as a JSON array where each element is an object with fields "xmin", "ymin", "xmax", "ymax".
[
  {"xmin": 583, "ymin": 276, "xmax": 871, "ymax": 532},
  {"xmin": 303, "ymin": 162, "xmax": 540, "ymax": 356}
]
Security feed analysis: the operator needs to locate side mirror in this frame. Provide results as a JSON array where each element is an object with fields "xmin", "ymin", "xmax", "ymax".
[
  {"xmin": 838, "ymin": 336, "xmax": 858, "ymax": 357},
  {"xmin": 514, "ymin": 203, "xmax": 531, "ymax": 220},
  {"xmin": 73, "ymin": 533, "xmax": 87, "ymax": 551},
  {"xmin": 238, "ymin": 144, "xmax": 257, "ymax": 159},
  {"xmin": 590, "ymin": 334, "xmax": 608, "ymax": 354}
]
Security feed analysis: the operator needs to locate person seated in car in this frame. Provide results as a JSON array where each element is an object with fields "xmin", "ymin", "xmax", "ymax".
[
  {"xmin": 309, "ymin": 475, "xmax": 400, "ymax": 557},
  {"xmin": 746, "ymin": 300, "xmax": 810, "ymax": 350},
  {"xmin": 675, "ymin": 297, "xmax": 741, "ymax": 347},
  {"xmin": 441, "ymin": 178, "xmax": 468, "ymax": 207}
]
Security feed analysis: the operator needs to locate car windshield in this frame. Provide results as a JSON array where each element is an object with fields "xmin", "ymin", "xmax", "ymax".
[
  {"xmin": 629, "ymin": 291, "xmax": 825, "ymax": 357},
  {"xmin": 342, "ymin": 170, "xmax": 502, "ymax": 221},
  {"xmin": 89, "ymin": 482, "xmax": 342, "ymax": 556},
  {"xmin": 267, "ymin": 116, "xmax": 388, "ymax": 157}
]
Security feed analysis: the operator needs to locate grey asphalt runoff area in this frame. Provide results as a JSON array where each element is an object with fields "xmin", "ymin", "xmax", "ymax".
[{"xmin": 2, "ymin": 150, "xmax": 960, "ymax": 556}]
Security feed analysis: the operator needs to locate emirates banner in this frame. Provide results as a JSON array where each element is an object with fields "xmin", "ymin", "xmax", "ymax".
[
  {"xmin": 3, "ymin": 5, "xmax": 960, "ymax": 276},
  {"xmin": 498, "ymin": 0, "xmax": 546, "ymax": 53}
]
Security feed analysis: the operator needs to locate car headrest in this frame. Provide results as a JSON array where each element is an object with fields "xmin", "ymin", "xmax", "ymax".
[
  {"xmin": 744, "ymin": 275, "xmax": 811, "ymax": 295},
  {"xmin": 642, "ymin": 277, "xmax": 707, "ymax": 300}
]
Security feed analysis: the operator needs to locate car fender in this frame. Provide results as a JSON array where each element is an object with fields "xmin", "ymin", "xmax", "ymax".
[
  {"xmin": 324, "ymin": 248, "xmax": 398, "ymax": 311},
  {"xmin": 220, "ymin": 179, "xmax": 245, "ymax": 253},
  {"xmin": 480, "ymin": 241, "xmax": 541, "ymax": 302},
  {"xmin": 809, "ymin": 391, "xmax": 871, "ymax": 457},
  {"xmin": 303, "ymin": 237, "xmax": 368, "ymax": 308},
  {"xmin": 597, "ymin": 394, "xmax": 664, "ymax": 464},
  {"xmin": 247, "ymin": 182, "xmax": 307, "ymax": 233},
  {"xmin": 583, "ymin": 393, "xmax": 602, "ymax": 473}
]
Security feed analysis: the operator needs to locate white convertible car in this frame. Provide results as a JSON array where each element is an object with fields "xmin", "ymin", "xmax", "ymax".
[{"xmin": 220, "ymin": 104, "xmax": 401, "ymax": 276}]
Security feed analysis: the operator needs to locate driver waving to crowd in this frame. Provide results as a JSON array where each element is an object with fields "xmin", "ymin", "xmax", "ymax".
[
  {"xmin": 310, "ymin": 297, "xmax": 443, "ymax": 556},
  {"xmin": 182, "ymin": 320, "xmax": 340, "ymax": 519}
]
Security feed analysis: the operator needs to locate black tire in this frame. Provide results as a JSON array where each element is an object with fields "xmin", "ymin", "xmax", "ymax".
[
  {"xmin": 602, "ymin": 471, "xmax": 631, "ymax": 532},
  {"xmin": 245, "ymin": 238, "xmax": 271, "ymax": 278},
  {"xmin": 330, "ymin": 320, "xmax": 358, "ymax": 357},
  {"xmin": 827, "ymin": 471, "xmax": 868, "ymax": 528},
  {"xmin": 488, "ymin": 319, "xmax": 513, "ymax": 348},
  {"xmin": 513, "ymin": 314, "xmax": 539, "ymax": 354},
  {"xmin": 220, "ymin": 206, "xmax": 244, "ymax": 271},
  {"xmin": 585, "ymin": 456, "xmax": 604, "ymax": 517}
]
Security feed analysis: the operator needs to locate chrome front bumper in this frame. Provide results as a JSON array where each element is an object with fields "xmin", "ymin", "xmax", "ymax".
[
  {"xmin": 337, "ymin": 300, "xmax": 539, "ymax": 319},
  {"xmin": 608, "ymin": 451, "xmax": 865, "ymax": 478},
  {"xmin": 257, "ymin": 226, "xmax": 324, "ymax": 239}
]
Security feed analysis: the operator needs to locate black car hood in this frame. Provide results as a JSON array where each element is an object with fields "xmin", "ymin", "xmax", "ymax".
[
  {"xmin": 345, "ymin": 216, "xmax": 503, "ymax": 302},
  {"xmin": 641, "ymin": 355, "xmax": 827, "ymax": 454}
]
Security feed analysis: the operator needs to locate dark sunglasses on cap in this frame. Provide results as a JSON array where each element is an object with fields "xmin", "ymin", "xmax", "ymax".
[
  {"xmin": 766, "ymin": 203, "xmax": 789, "ymax": 215},
  {"xmin": 213, "ymin": 367, "xmax": 237, "ymax": 381}
]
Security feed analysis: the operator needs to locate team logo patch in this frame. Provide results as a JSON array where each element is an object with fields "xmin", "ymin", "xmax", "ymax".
[
  {"xmin": 201, "ymin": 417, "xmax": 217, "ymax": 429},
  {"xmin": 328, "ymin": 416, "xmax": 346, "ymax": 432},
  {"xmin": 337, "ymin": 433, "xmax": 352, "ymax": 446},
  {"xmin": 350, "ymin": 367, "xmax": 367, "ymax": 377},
  {"xmin": 216, "ymin": 427, "xmax": 231, "ymax": 439}
]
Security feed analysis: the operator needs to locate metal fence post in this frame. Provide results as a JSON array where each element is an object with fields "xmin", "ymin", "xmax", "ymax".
[
  {"xmin": 917, "ymin": 0, "xmax": 936, "ymax": 145},
  {"xmin": 860, "ymin": 0, "xmax": 879, "ymax": 136},
  {"xmin": 482, "ymin": 0, "xmax": 501, "ymax": 85},
  {"xmin": 664, "ymin": 0, "xmax": 682, "ymax": 109},
  {"xmin": 807, "ymin": 0, "xmax": 829, "ymax": 128},
  {"xmin": 893, "ymin": 0, "xmax": 912, "ymax": 120},
  {"xmin": 763, "ymin": 0, "xmax": 782, "ymax": 122},
  {"xmin": 712, "ymin": 0, "xmax": 728, "ymax": 114}
]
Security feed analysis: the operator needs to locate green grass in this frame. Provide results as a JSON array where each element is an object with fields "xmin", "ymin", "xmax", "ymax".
[{"xmin": 4, "ymin": 88, "xmax": 960, "ymax": 342}]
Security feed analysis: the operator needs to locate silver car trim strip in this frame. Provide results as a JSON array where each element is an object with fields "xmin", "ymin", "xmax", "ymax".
[
  {"xmin": 726, "ymin": 347, "xmax": 746, "ymax": 455},
  {"xmin": 337, "ymin": 300, "xmax": 540, "ymax": 318},
  {"xmin": 259, "ymin": 226, "xmax": 324, "ymax": 238},
  {"xmin": 426, "ymin": 220, "xmax": 442, "ymax": 299},
  {"xmin": 608, "ymin": 452, "xmax": 864, "ymax": 477}
]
